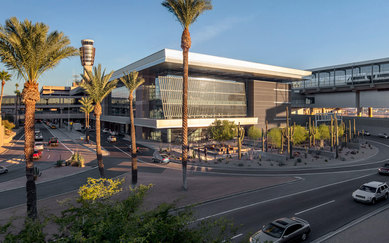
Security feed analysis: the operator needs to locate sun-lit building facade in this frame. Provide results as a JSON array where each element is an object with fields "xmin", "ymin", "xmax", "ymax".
[{"xmin": 101, "ymin": 49, "xmax": 310, "ymax": 142}]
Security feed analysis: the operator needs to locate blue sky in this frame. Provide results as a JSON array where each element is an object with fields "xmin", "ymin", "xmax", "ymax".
[{"xmin": 1, "ymin": 0, "xmax": 389, "ymax": 94}]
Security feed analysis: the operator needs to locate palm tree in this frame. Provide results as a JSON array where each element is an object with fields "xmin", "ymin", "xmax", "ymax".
[
  {"xmin": 79, "ymin": 96, "xmax": 94, "ymax": 143},
  {"xmin": 0, "ymin": 70, "xmax": 11, "ymax": 120},
  {"xmin": 80, "ymin": 64, "xmax": 117, "ymax": 178},
  {"xmin": 0, "ymin": 17, "xmax": 78, "ymax": 219},
  {"xmin": 118, "ymin": 71, "xmax": 145, "ymax": 185},
  {"xmin": 162, "ymin": 0, "xmax": 212, "ymax": 190}
]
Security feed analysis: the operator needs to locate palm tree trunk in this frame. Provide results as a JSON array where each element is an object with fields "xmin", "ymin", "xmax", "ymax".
[
  {"xmin": 22, "ymin": 82, "xmax": 40, "ymax": 219},
  {"xmin": 129, "ymin": 93, "xmax": 137, "ymax": 185},
  {"xmin": 86, "ymin": 112, "xmax": 90, "ymax": 143},
  {"xmin": 0, "ymin": 80, "xmax": 5, "ymax": 118},
  {"xmin": 181, "ymin": 27, "xmax": 191, "ymax": 191},
  {"xmin": 95, "ymin": 103, "xmax": 104, "ymax": 177}
]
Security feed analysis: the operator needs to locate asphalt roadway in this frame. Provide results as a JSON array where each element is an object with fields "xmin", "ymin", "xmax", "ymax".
[{"xmin": 1, "ymin": 126, "xmax": 389, "ymax": 242}]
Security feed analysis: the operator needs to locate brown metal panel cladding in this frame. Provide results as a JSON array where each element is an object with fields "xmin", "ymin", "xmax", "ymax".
[{"xmin": 248, "ymin": 80, "xmax": 290, "ymax": 129}]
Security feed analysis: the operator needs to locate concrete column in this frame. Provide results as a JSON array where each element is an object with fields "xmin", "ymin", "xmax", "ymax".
[
  {"xmin": 357, "ymin": 107, "xmax": 362, "ymax": 117},
  {"xmin": 368, "ymin": 107, "xmax": 373, "ymax": 117}
]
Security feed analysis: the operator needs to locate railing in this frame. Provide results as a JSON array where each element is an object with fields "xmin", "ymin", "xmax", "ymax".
[{"xmin": 292, "ymin": 70, "xmax": 389, "ymax": 90}]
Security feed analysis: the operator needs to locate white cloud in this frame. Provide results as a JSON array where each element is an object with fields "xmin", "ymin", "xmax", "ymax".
[{"xmin": 191, "ymin": 15, "xmax": 255, "ymax": 46}]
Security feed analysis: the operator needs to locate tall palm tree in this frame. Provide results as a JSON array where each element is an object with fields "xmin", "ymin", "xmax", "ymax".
[
  {"xmin": 118, "ymin": 71, "xmax": 145, "ymax": 185},
  {"xmin": 80, "ymin": 64, "xmax": 117, "ymax": 178},
  {"xmin": 0, "ymin": 70, "xmax": 11, "ymax": 120},
  {"xmin": 79, "ymin": 96, "xmax": 94, "ymax": 143},
  {"xmin": 0, "ymin": 17, "xmax": 78, "ymax": 219},
  {"xmin": 162, "ymin": 0, "xmax": 212, "ymax": 190}
]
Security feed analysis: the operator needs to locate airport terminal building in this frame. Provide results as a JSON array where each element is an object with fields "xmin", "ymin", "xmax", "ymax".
[{"xmin": 101, "ymin": 49, "xmax": 310, "ymax": 142}]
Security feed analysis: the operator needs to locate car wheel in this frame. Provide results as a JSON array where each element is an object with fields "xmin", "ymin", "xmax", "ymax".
[
  {"xmin": 5, "ymin": 170, "xmax": 8, "ymax": 173},
  {"xmin": 301, "ymin": 233, "xmax": 307, "ymax": 241},
  {"xmin": 372, "ymin": 198, "xmax": 376, "ymax": 204}
]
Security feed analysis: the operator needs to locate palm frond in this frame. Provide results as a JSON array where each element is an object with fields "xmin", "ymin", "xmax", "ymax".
[
  {"xmin": 118, "ymin": 71, "xmax": 145, "ymax": 97},
  {"xmin": 0, "ymin": 17, "xmax": 78, "ymax": 83},
  {"xmin": 162, "ymin": 0, "xmax": 212, "ymax": 28},
  {"xmin": 0, "ymin": 70, "xmax": 11, "ymax": 81},
  {"xmin": 80, "ymin": 64, "xmax": 118, "ymax": 104}
]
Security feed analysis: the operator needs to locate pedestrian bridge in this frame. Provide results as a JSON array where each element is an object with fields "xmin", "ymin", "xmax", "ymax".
[{"xmin": 291, "ymin": 57, "xmax": 389, "ymax": 109}]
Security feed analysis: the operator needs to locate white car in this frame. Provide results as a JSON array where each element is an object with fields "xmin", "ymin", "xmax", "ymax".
[
  {"xmin": 352, "ymin": 181, "xmax": 389, "ymax": 204},
  {"xmin": 103, "ymin": 128, "xmax": 110, "ymax": 133},
  {"xmin": 378, "ymin": 133, "xmax": 389, "ymax": 139},
  {"xmin": 34, "ymin": 142, "xmax": 44, "ymax": 151},
  {"xmin": 35, "ymin": 131, "xmax": 43, "ymax": 141},
  {"xmin": 107, "ymin": 135, "xmax": 117, "ymax": 143},
  {"xmin": 0, "ymin": 166, "xmax": 8, "ymax": 174}
]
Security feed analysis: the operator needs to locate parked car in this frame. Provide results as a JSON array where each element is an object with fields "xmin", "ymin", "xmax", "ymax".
[
  {"xmin": 51, "ymin": 124, "xmax": 57, "ymax": 129},
  {"xmin": 103, "ymin": 128, "xmax": 110, "ymax": 133},
  {"xmin": 364, "ymin": 130, "xmax": 370, "ymax": 136},
  {"xmin": 107, "ymin": 135, "xmax": 117, "ymax": 143},
  {"xmin": 34, "ymin": 142, "xmax": 44, "ymax": 151},
  {"xmin": 352, "ymin": 181, "xmax": 389, "ymax": 204},
  {"xmin": 152, "ymin": 151, "xmax": 170, "ymax": 164},
  {"xmin": 378, "ymin": 133, "xmax": 389, "ymax": 139},
  {"xmin": 378, "ymin": 163, "xmax": 389, "ymax": 175},
  {"xmin": 48, "ymin": 137, "xmax": 59, "ymax": 147},
  {"xmin": 33, "ymin": 150, "xmax": 42, "ymax": 160},
  {"xmin": 0, "ymin": 166, "xmax": 8, "ymax": 174},
  {"xmin": 250, "ymin": 217, "xmax": 311, "ymax": 243}
]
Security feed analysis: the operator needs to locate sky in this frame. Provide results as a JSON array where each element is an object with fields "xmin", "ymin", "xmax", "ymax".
[{"xmin": 1, "ymin": 0, "xmax": 389, "ymax": 95}]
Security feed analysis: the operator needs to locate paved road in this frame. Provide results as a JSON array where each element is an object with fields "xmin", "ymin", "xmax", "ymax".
[
  {"xmin": 2, "ymin": 127, "xmax": 389, "ymax": 242},
  {"xmin": 0, "ymin": 125, "xmax": 165, "ymax": 210},
  {"xmin": 190, "ymin": 136, "xmax": 389, "ymax": 242}
]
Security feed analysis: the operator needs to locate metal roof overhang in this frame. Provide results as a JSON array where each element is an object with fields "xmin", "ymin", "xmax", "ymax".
[
  {"xmin": 99, "ymin": 116, "xmax": 258, "ymax": 129},
  {"xmin": 309, "ymin": 57, "xmax": 389, "ymax": 72},
  {"xmin": 110, "ymin": 49, "xmax": 311, "ymax": 82}
]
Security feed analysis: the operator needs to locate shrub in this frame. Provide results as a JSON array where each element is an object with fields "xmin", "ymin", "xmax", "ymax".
[
  {"xmin": 70, "ymin": 152, "xmax": 85, "ymax": 167},
  {"xmin": 56, "ymin": 160, "xmax": 64, "ymax": 167},
  {"xmin": 268, "ymin": 128, "xmax": 282, "ymax": 148},
  {"xmin": 248, "ymin": 126, "xmax": 262, "ymax": 140},
  {"xmin": 207, "ymin": 119, "xmax": 236, "ymax": 142},
  {"xmin": 292, "ymin": 125, "xmax": 308, "ymax": 145},
  {"xmin": 1, "ymin": 181, "xmax": 237, "ymax": 242},
  {"xmin": 78, "ymin": 177, "xmax": 124, "ymax": 202}
]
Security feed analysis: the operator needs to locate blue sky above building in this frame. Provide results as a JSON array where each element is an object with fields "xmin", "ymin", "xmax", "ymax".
[{"xmin": 1, "ymin": 0, "xmax": 389, "ymax": 94}]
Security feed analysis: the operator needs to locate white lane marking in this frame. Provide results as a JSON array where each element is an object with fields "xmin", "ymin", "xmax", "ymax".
[
  {"xmin": 231, "ymin": 233, "xmax": 243, "ymax": 240},
  {"xmin": 47, "ymin": 154, "xmax": 50, "ymax": 159},
  {"xmin": 295, "ymin": 200, "xmax": 335, "ymax": 215},
  {"xmin": 113, "ymin": 145, "xmax": 131, "ymax": 157},
  {"xmin": 195, "ymin": 173, "xmax": 374, "ymax": 222},
  {"xmin": 44, "ymin": 124, "xmax": 73, "ymax": 154},
  {"xmin": 312, "ymin": 202, "xmax": 389, "ymax": 243}
]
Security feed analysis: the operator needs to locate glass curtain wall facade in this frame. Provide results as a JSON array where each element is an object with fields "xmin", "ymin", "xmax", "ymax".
[
  {"xmin": 148, "ymin": 76, "xmax": 246, "ymax": 119},
  {"xmin": 111, "ymin": 86, "xmax": 130, "ymax": 116}
]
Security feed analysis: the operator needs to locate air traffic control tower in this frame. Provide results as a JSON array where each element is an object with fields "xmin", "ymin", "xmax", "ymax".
[{"xmin": 80, "ymin": 39, "xmax": 95, "ymax": 74}]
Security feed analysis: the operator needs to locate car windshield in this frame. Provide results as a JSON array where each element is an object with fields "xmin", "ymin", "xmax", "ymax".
[
  {"xmin": 262, "ymin": 223, "xmax": 284, "ymax": 238},
  {"xmin": 360, "ymin": 185, "xmax": 376, "ymax": 193}
]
